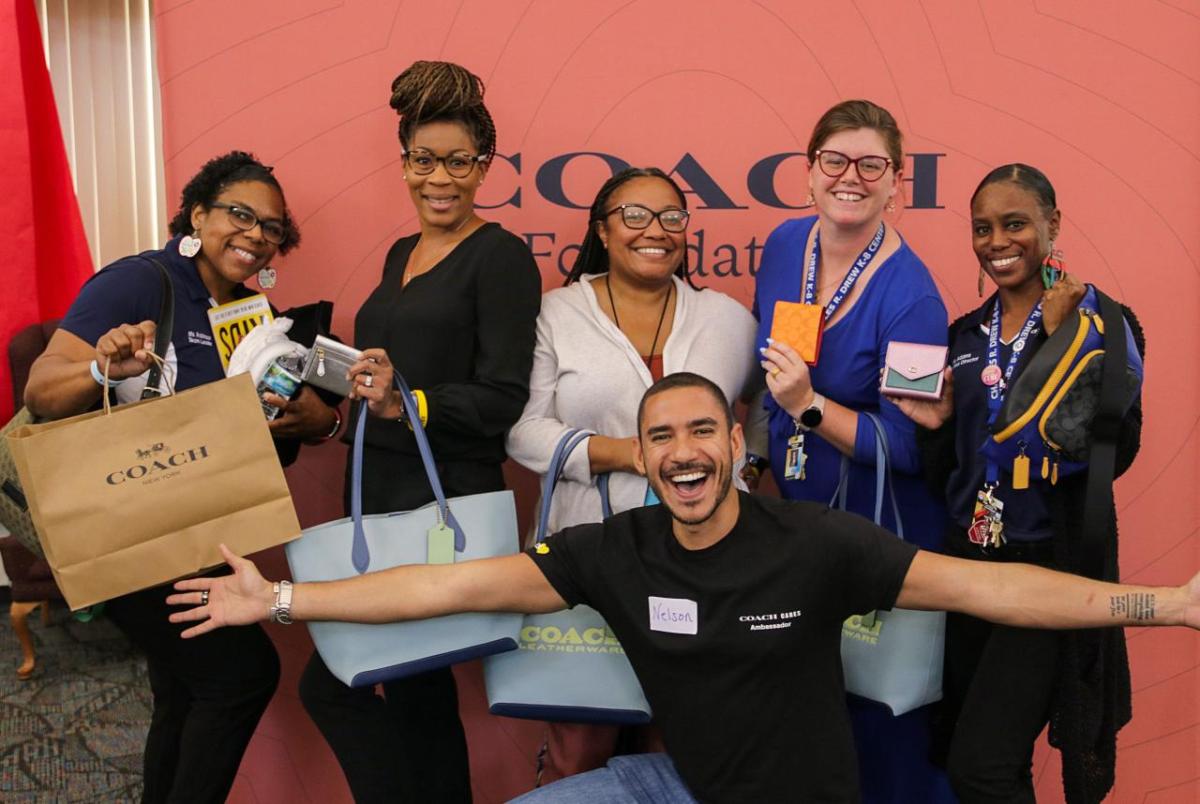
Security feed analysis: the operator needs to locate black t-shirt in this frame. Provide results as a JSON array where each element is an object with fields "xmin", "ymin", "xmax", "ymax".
[
  {"xmin": 352, "ymin": 222, "xmax": 541, "ymax": 465},
  {"xmin": 528, "ymin": 492, "xmax": 918, "ymax": 803}
]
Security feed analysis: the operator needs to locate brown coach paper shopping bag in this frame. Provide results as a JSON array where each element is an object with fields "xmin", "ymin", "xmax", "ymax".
[{"xmin": 6, "ymin": 373, "xmax": 300, "ymax": 609}]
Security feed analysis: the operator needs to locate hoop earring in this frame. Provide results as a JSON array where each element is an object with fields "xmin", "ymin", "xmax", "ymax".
[
  {"xmin": 257, "ymin": 266, "xmax": 277, "ymax": 289},
  {"xmin": 178, "ymin": 230, "xmax": 202, "ymax": 258},
  {"xmin": 978, "ymin": 267, "xmax": 986, "ymax": 298}
]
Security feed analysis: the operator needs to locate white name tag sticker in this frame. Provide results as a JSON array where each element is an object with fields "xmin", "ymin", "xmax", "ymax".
[{"xmin": 648, "ymin": 596, "xmax": 699, "ymax": 635}]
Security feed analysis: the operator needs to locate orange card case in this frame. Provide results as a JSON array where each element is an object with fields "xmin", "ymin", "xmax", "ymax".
[{"xmin": 770, "ymin": 301, "xmax": 825, "ymax": 365}]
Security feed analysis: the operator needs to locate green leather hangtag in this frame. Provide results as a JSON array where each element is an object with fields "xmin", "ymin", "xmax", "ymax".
[{"xmin": 427, "ymin": 523, "xmax": 455, "ymax": 565}]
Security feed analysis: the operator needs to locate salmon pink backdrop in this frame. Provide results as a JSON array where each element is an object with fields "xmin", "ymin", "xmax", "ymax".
[{"xmin": 153, "ymin": 1, "xmax": 1198, "ymax": 801}]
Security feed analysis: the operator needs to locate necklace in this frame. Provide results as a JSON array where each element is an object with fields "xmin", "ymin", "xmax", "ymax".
[
  {"xmin": 605, "ymin": 276, "xmax": 674, "ymax": 360},
  {"xmin": 403, "ymin": 215, "xmax": 479, "ymax": 288}
]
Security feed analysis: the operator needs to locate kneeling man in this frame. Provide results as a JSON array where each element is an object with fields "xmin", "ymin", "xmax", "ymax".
[{"xmin": 169, "ymin": 373, "xmax": 1200, "ymax": 803}]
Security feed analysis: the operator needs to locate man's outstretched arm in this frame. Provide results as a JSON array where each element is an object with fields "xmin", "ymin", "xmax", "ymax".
[
  {"xmin": 167, "ymin": 544, "xmax": 567, "ymax": 638},
  {"xmin": 897, "ymin": 551, "xmax": 1200, "ymax": 630}
]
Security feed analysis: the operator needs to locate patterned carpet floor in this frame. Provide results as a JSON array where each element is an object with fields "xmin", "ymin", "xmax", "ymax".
[{"xmin": 0, "ymin": 600, "xmax": 149, "ymax": 802}]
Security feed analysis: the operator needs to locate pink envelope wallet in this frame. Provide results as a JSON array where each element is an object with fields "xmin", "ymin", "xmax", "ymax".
[{"xmin": 881, "ymin": 341, "xmax": 948, "ymax": 400}]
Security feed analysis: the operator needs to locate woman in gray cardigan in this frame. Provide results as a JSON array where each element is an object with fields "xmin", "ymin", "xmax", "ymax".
[{"xmin": 505, "ymin": 167, "xmax": 759, "ymax": 781}]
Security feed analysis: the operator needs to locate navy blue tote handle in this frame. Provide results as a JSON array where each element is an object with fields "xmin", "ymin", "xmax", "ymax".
[
  {"xmin": 536, "ymin": 428, "xmax": 613, "ymax": 543},
  {"xmin": 348, "ymin": 373, "xmax": 464, "ymax": 574}
]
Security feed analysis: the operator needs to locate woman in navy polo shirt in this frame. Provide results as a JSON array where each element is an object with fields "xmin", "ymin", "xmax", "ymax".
[
  {"xmin": 891, "ymin": 164, "xmax": 1145, "ymax": 803},
  {"xmin": 24, "ymin": 151, "xmax": 338, "ymax": 803}
]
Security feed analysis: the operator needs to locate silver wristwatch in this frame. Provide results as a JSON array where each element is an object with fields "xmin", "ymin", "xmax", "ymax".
[
  {"xmin": 269, "ymin": 580, "xmax": 294, "ymax": 625},
  {"xmin": 795, "ymin": 393, "xmax": 826, "ymax": 432}
]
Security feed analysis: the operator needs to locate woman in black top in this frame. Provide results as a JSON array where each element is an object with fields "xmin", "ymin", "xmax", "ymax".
[
  {"xmin": 297, "ymin": 61, "xmax": 541, "ymax": 802},
  {"xmin": 891, "ymin": 164, "xmax": 1143, "ymax": 803}
]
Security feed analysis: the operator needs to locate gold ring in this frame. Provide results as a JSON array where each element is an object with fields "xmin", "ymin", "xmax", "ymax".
[{"xmin": 770, "ymin": 368, "xmax": 780, "ymax": 378}]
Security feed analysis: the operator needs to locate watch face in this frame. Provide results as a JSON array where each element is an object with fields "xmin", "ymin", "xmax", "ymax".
[{"xmin": 800, "ymin": 407, "xmax": 823, "ymax": 428}]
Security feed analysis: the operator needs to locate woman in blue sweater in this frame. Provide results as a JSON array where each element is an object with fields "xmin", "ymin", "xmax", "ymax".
[{"xmin": 754, "ymin": 99, "xmax": 954, "ymax": 804}]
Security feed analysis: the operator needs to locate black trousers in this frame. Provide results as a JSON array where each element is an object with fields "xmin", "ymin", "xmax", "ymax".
[
  {"xmin": 300, "ymin": 653, "xmax": 471, "ymax": 803},
  {"xmin": 296, "ymin": 448, "xmax": 502, "ymax": 802},
  {"xmin": 941, "ymin": 530, "xmax": 1061, "ymax": 804},
  {"xmin": 104, "ymin": 581, "xmax": 280, "ymax": 804}
]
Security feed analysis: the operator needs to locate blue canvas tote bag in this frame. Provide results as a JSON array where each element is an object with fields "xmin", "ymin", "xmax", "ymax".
[
  {"xmin": 286, "ymin": 372, "xmax": 522, "ymax": 687},
  {"xmin": 835, "ymin": 412, "xmax": 944, "ymax": 716},
  {"xmin": 483, "ymin": 429, "xmax": 652, "ymax": 725}
]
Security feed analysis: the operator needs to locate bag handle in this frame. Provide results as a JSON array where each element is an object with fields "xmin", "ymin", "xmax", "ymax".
[
  {"xmin": 101, "ymin": 351, "xmax": 177, "ymax": 415},
  {"xmin": 1077, "ymin": 289, "xmax": 1128, "ymax": 578},
  {"xmin": 829, "ymin": 411, "xmax": 904, "ymax": 540},
  {"xmin": 535, "ymin": 429, "xmax": 613, "ymax": 543},
  {"xmin": 349, "ymin": 372, "xmax": 463, "ymax": 574},
  {"xmin": 138, "ymin": 256, "xmax": 175, "ymax": 400}
]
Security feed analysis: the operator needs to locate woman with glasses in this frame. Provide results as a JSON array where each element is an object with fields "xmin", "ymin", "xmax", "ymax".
[
  {"xmin": 505, "ymin": 166, "xmax": 759, "ymax": 785},
  {"xmin": 295, "ymin": 60, "xmax": 541, "ymax": 803},
  {"xmin": 24, "ymin": 150, "xmax": 337, "ymax": 803},
  {"xmin": 891, "ymin": 164, "xmax": 1143, "ymax": 803},
  {"xmin": 753, "ymin": 100, "xmax": 954, "ymax": 804}
]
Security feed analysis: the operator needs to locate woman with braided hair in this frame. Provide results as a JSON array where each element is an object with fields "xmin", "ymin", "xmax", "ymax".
[{"xmin": 297, "ymin": 61, "xmax": 541, "ymax": 802}]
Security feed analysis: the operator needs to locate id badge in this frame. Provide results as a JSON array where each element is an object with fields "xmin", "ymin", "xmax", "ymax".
[
  {"xmin": 783, "ymin": 433, "xmax": 806, "ymax": 481},
  {"xmin": 968, "ymin": 489, "xmax": 1004, "ymax": 547}
]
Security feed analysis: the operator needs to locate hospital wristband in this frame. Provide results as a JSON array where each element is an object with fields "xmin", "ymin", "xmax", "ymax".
[{"xmin": 89, "ymin": 360, "xmax": 125, "ymax": 389}]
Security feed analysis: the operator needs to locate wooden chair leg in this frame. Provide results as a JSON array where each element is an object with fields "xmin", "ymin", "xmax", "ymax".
[{"xmin": 11, "ymin": 600, "xmax": 43, "ymax": 680}]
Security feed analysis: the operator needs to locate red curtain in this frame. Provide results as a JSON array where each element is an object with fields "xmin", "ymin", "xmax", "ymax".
[{"xmin": 0, "ymin": 0, "xmax": 93, "ymax": 420}]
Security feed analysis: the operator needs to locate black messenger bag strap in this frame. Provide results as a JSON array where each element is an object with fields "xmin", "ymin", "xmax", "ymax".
[
  {"xmin": 1079, "ymin": 289, "xmax": 1127, "ymax": 578},
  {"xmin": 138, "ymin": 256, "xmax": 176, "ymax": 400}
]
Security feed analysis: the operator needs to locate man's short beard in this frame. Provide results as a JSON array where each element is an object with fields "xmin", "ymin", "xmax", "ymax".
[{"xmin": 659, "ymin": 465, "xmax": 733, "ymax": 527}]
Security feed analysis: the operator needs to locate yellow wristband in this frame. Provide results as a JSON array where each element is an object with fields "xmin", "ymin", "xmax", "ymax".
[{"xmin": 404, "ymin": 389, "xmax": 429, "ymax": 431}]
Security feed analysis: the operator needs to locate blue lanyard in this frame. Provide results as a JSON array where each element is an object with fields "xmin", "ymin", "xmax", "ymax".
[
  {"xmin": 803, "ymin": 222, "xmax": 886, "ymax": 319},
  {"xmin": 984, "ymin": 297, "xmax": 1043, "ymax": 483}
]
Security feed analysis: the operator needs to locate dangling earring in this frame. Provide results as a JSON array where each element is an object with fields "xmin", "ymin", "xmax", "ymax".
[
  {"xmin": 805, "ymin": 192, "xmax": 814, "ymax": 207},
  {"xmin": 978, "ymin": 267, "xmax": 986, "ymax": 298},
  {"xmin": 257, "ymin": 266, "xmax": 277, "ymax": 289},
  {"xmin": 178, "ymin": 230, "xmax": 202, "ymax": 258},
  {"xmin": 1041, "ymin": 240, "xmax": 1065, "ymax": 287},
  {"xmin": 885, "ymin": 200, "xmax": 897, "ymax": 213}
]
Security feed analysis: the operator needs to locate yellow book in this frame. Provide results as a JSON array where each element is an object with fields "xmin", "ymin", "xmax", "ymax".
[{"xmin": 206, "ymin": 295, "xmax": 273, "ymax": 372}]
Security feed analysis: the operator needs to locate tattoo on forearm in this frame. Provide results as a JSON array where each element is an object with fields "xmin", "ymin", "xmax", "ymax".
[{"xmin": 1109, "ymin": 592, "xmax": 1156, "ymax": 622}]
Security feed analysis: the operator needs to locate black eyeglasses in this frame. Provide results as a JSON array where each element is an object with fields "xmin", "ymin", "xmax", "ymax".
[
  {"xmin": 402, "ymin": 149, "xmax": 488, "ymax": 178},
  {"xmin": 813, "ymin": 150, "xmax": 893, "ymax": 182},
  {"xmin": 209, "ymin": 202, "xmax": 287, "ymax": 245},
  {"xmin": 602, "ymin": 204, "xmax": 690, "ymax": 233}
]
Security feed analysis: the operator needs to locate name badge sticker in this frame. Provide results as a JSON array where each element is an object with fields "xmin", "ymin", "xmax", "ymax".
[{"xmin": 648, "ymin": 596, "xmax": 698, "ymax": 635}]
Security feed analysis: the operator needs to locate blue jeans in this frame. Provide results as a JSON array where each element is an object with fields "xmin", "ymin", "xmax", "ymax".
[{"xmin": 509, "ymin": 753, "xmax": 698, "ymax": 804}]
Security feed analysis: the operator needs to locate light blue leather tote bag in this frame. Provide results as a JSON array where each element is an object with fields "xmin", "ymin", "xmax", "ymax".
[
  {"xmin": 286, "ymin": 372, "xmax": 522, "ymax": 687},
  {"xmin": 835, "ymin": 412, "xmax": 945, "ymax": 715},
  {"xmin": 483, "ymin": 429, "xmax": 651, "ymax": 724}
]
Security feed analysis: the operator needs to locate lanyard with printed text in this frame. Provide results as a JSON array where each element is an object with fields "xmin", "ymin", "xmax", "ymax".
[
  {"xmin": 803, "ymin": 221, "xmax": 885, "ymax": 319},
  {"xmin": 983, "ymin": 297, "xmax": 1042, "ymax": 484}
]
